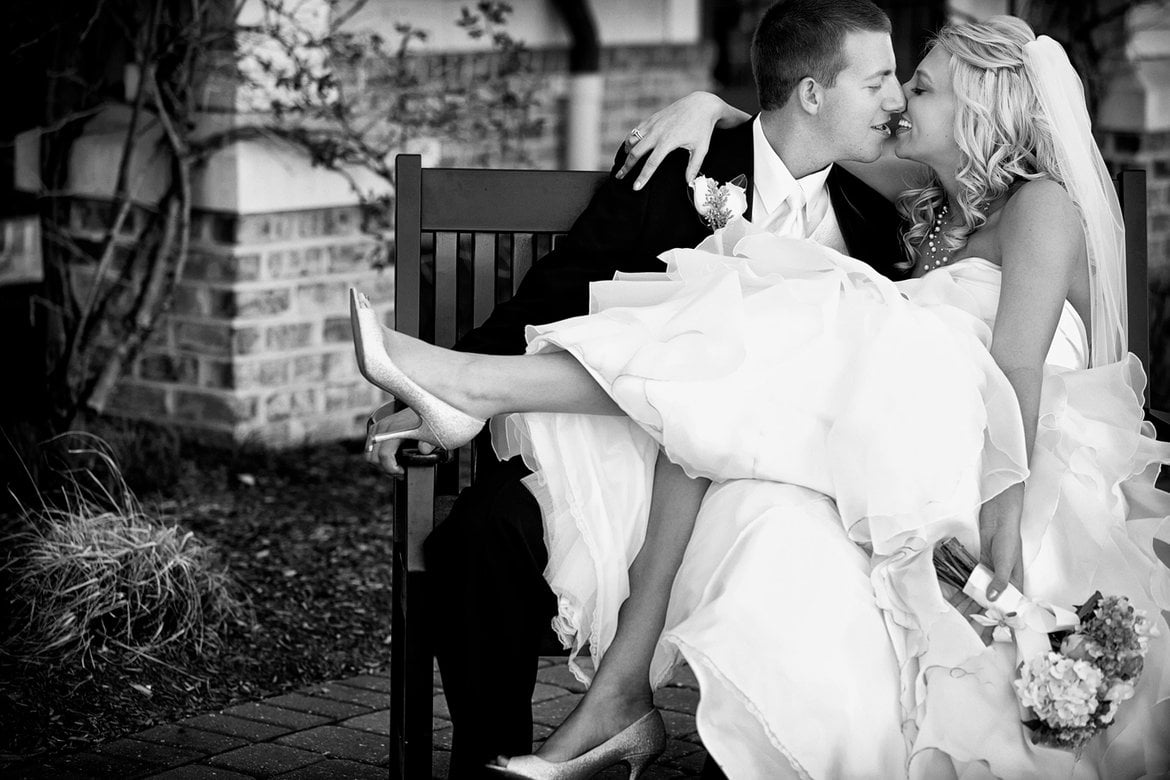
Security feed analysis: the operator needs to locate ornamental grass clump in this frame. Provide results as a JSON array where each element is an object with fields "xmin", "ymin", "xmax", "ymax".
[{"xmin": 1, "ymin": 434, "xmax": 246, "ymax": 668}]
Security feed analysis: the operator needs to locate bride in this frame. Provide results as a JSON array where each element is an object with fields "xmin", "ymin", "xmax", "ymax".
[{"xmin": 356, "ymin": 15, "xmax": 1170, "ymax": 779}]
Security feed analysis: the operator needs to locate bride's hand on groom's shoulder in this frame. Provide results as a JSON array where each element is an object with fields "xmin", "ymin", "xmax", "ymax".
[
  {"xmin": 978, "ymin": 483, "xmax": 1025, "ymax": 602},
  {"xmin": 616, "ymin": 91, "xmax": 750, "ymax": 191}
]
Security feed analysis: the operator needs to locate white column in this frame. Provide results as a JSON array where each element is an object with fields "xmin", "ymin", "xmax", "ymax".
[{"xmin": 567, "ymin": 72, "xmax": 605, "ymax": 170}]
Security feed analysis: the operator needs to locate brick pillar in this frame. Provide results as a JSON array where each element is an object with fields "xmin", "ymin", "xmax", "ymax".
[
  {"xmin": 130, "ymin": 206, "xmax": 390, "ymax": 447},
  {"xmin": 60, "ymin": 140, "xmax": 393, "ymax": 447},
  {"xmin": 50, "ymin": 0, "xmax": 393, "ymax": 447}
]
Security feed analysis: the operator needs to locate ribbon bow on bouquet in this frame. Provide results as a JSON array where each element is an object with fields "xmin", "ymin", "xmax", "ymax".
[
  {"xmin": 963, "ymin": 564, "xmax": 1080, "ymax": 657},
  {"xmin": 934, "ymin": 538, "xmax": 1155, "ymax": 747}
]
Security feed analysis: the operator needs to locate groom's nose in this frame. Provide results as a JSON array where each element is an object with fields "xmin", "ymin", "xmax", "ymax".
[{"xmin": 883, "ymin": 79, "xmax": 906, "ymax": 113}]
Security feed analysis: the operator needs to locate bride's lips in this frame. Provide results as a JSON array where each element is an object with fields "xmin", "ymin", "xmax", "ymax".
[{"xmin": 895, "ymin": 116, "xmax": 913, "ymax": 134}]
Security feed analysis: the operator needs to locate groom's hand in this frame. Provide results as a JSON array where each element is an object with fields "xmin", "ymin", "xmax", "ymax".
[{"xmin": 364, "ymin": 408, "xmax": 434, "ymax": 478}]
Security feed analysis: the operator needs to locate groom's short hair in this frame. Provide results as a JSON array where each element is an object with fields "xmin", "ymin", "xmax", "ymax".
[{"xmin": 752, "ymin": 0, "xmax": 892, "ymax": 110}]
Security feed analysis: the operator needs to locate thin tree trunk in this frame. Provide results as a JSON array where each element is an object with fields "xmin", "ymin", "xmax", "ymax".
[{"xmin": 88, "ymin": 68, "xmax": 193, "ymax": 414}]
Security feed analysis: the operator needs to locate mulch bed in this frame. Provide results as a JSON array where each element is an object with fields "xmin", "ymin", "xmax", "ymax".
[{"xmin": 0, "ymin": 439, "xmax": 396, "ymax": 768}]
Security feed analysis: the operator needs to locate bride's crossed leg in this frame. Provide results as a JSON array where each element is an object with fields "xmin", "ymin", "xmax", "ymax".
[
  {"xmin": 535, "ymin": 451, "xmax": 708, "ymax": 763},
  {"xmin": 352, "ymin": 292, "xmax": 709, "ymax": 769}
]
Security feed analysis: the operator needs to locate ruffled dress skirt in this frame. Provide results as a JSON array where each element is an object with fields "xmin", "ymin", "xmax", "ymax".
[{"xmin": 492, "ymin": 235, "xmax": 1170, "ymax": 778}]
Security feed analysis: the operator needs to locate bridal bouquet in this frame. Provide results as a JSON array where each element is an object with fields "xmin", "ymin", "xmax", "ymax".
[{"xmin": 934, "ymin": 538, "xmax": 1156, "ymax": 748}]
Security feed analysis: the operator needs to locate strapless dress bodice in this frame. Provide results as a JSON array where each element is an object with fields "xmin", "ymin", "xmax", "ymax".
[{"xmin": 899, "ymin": 256, "xmax": 1088, "ymax": 370}]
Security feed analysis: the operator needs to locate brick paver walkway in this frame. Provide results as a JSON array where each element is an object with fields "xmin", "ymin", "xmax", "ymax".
[{"xmin": 8, "ymin": 657, "xmax": 708, "ymax": 779}]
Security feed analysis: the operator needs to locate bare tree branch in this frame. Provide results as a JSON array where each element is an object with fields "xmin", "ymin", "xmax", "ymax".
[
  {"xmin": 88, "ymin": 66, "xmax": 192, "ymax": 413},
  {"xmin": 329, "ymin": 0, "xmax": 372, "ymax": 32}
]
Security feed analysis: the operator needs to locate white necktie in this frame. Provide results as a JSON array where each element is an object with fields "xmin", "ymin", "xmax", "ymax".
[
  {"xmin": 788, "ymin": 187, "xmax": 808, "ymax": 237},
  {"xmin": 761, "ymin": 188, "xmax": 807, "ymax": 238}
]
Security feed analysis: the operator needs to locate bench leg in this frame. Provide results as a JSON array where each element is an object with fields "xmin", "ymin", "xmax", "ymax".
[
  {"xmin": 391, "ymin": 569, "xmax": 433, "ymax": 779},
  {"xmin": 391, "ymin": 469, "xmax": 437, "ymax": 779}
]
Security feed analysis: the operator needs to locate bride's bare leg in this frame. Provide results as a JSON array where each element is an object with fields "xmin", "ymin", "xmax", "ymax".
[
  {"xmin": 376, "ymin": 323, "xmax": 621, "ymax": 418},
  {"xmin": 531, "ymin": 451, "xmax": 710, "ymax": 762}
]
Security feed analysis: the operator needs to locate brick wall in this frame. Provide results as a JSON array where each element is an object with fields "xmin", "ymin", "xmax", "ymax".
[
  {"xmin": 432, "ymin": 43, "xmax": 715, "ymax": 170},
  {"xmin": 84, "ymin": 200, "xmax": 391, "ymax": 447},
  {"xmin": 1100, "ymin": 129, "xmax": 1170, "ymax": 411}
]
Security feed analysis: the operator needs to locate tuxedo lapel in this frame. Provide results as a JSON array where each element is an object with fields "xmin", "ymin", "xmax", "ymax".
[{"xmin": 827, "ymin": 165, "xmax": 907, "ymax": 279}]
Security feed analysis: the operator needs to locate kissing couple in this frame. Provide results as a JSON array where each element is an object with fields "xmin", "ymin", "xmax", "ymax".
[{"xmin": 357, "ymin": 1, "xmax": 1170, "ymax": 777}]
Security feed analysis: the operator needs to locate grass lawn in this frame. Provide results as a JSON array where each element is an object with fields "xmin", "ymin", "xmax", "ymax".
[{"xmin": 0, "ymin": 437, "xmax": 395, "ymax": 768}]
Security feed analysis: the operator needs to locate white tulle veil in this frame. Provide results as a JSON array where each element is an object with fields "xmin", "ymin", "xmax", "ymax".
[{"xmin": 1023, "ymin": 35, "xmax": 1127, "ymax": 367}]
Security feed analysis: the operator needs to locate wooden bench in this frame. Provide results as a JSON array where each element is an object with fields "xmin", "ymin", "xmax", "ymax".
[
  {"xmin": 387, "ymin": 154, "xmax": 1161, "ymax": 779},
  {"xmin": 388, "ymin": 153, "xmax": 607, "ymax": 778}
]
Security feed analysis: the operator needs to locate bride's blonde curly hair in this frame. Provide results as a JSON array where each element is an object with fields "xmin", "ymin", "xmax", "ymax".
[{"xmin": 897, "ymin": 16, "xmax": 1060, "ymax": 267}]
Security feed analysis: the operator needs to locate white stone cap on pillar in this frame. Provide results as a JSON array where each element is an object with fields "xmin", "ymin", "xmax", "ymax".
[
  {"xmin": 1098, "ymin": 58, "xmax": 1170, "ymax": 133},
  {"xmin": 193, "ymin": 132, "xmax": 390, "ymax": 214},
  {"xmin": 188, "ymin": 111, "xmax": 394, "ymax": 213},
  {"xmin": 64, "ymin": 105, "xmax": 172, "ymax": 204},
  {"xmin": 1098, "ymin": 3, "xmax": 1170, "ymax": 133},
  {"xmin": 17, "ymin": 102, "xmax": 393, "ymax": 213}
]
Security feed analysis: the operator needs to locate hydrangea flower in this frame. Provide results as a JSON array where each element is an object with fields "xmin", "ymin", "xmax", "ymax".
[
  {"xmin": 1079, "ymin": 596, "xmax": 1156, "ymax": 682},
  {"xmin": 1014, "ymin": 651, "xmax": 1104, "ymax": 729}
]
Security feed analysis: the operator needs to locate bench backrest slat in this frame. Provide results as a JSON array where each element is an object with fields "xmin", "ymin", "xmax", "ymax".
[
  {"xmin": 420, "ymin": 166, "xmax": 610, "ymax": 232},
  {"xmin": 473, "ymin": 233, "xmax": 496, "ymax": 328},
  {"xmin": 1119, "ymin": 169, "xmax": 1151, "ymax": 409}
]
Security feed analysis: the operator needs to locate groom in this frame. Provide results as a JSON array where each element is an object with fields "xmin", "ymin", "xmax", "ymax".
[{"xmin": 369, "ymin": 0, "xmax": 906, "ymax": 776}]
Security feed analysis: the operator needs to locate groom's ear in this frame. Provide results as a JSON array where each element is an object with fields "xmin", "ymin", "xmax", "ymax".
[{"xmin": 795, "ymin": 77, "xmax": 823, "ymax": 115}]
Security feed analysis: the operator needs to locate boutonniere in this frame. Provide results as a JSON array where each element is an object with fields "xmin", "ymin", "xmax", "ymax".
[{"xmin": 690, "ymin": 174, "xmax": 748, "ymax": 231}]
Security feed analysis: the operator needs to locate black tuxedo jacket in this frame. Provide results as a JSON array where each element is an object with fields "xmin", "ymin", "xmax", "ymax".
[{"xmin": 455, "ymin": 120, "xmax": 906, "ymax": 356}]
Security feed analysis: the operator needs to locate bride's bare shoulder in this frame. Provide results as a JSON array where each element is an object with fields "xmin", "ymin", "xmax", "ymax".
[
  {"xmin": 1001, "ymin": 178, "xmax": 1079, "ymax": 234},
  {"xmin": 998, "ymin": 178, "xmax": 1083, "ymax": 266}
]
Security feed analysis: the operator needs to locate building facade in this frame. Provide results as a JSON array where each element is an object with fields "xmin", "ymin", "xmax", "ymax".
[{"xmin": 8, "ymin": 0, "xmax": 1169, "ymax": 444}]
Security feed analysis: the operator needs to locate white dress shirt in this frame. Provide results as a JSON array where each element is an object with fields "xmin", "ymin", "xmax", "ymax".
[{"xmin": 750, "ymin": 117, "xmax": 846, "ymax": 252}]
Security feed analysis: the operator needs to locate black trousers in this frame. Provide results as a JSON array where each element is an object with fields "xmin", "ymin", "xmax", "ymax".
[{"xmin": 423, "ymin": 448, "xmax": 728, "ymax": 780}]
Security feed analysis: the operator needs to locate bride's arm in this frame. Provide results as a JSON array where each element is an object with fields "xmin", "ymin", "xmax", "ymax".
[
  {"xmin": 980, "ymin": 178, "xmax": 1085, "ymax": 600},
  {"xmin": 616, "ymin": 92, "xmax": 750, "ymax": 190},
  {"xmin": 614, "ymin": 92, "xmax": 931, "ymax": 200}
]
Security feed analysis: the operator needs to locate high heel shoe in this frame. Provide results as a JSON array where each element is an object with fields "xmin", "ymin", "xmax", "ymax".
[
  {"xmin": 349, "ymin": 288, "xmax": 485, "ymax": 449},
  {"xmin": 486, "ymin": 710, "xmax": 666, "ymax": 780}
]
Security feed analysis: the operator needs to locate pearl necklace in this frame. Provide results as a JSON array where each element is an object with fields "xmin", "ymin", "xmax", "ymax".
[{"xmin": 920, "ymin": 203, "xmax": 952, "ymax": 272}]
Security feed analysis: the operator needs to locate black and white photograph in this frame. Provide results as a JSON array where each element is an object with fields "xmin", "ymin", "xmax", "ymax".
[{"xmin": 2, "ymin": 1, "xmax": 1169, "ymax": 778}]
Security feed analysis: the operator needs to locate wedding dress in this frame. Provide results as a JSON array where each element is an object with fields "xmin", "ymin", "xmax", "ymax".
[{"xmin": 493, "ymin": 234, "xmax": 1170, "ymax": 778}]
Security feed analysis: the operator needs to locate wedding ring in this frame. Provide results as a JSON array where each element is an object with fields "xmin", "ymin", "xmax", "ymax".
[{"xmin": 629, "ymin": 127, "xmax": 644, "ymax": 142}]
